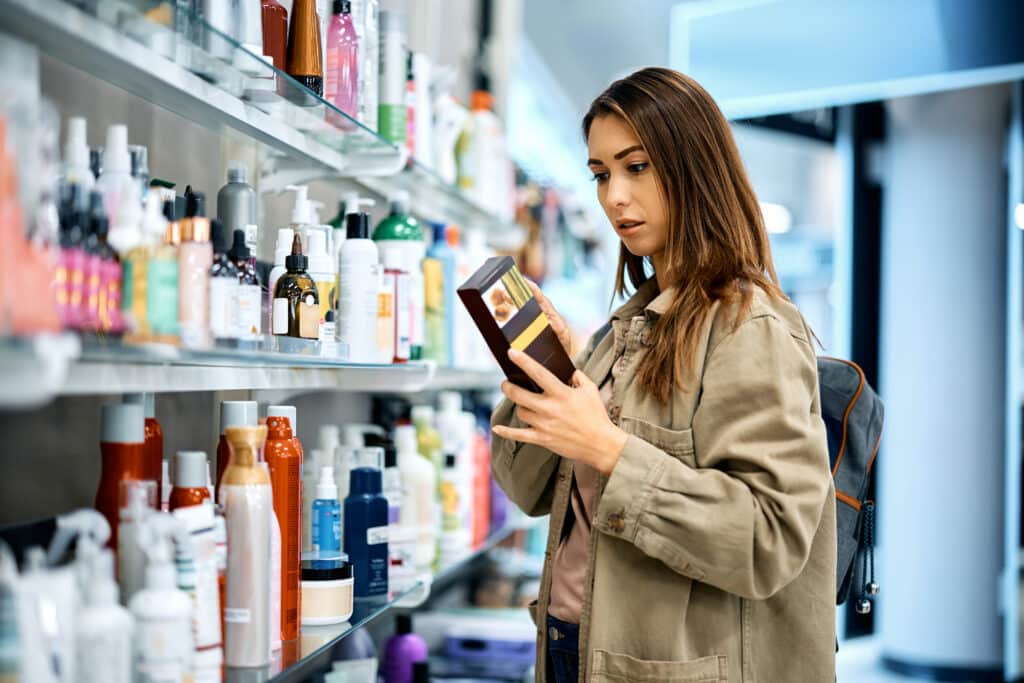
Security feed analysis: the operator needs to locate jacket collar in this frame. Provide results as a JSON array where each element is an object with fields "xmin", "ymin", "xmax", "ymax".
[{"xmin": 611, "ymin": 278, "xmax": 675, "ymax": 321}]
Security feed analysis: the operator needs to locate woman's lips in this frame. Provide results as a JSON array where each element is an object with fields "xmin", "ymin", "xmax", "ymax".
[{"xmin": 617, "ymin": 221, "xmax": 645, "ymax": 235}]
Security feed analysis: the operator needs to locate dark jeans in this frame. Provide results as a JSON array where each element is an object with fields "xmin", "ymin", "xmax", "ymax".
[{"xmin": 546, "ymin": 614, "xmax": 580, "ymax": 683}]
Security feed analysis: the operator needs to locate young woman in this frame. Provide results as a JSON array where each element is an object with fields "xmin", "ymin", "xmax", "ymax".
[{"xmin": 490, "ymin": 68, "xmax": 836, "ymax": 682}]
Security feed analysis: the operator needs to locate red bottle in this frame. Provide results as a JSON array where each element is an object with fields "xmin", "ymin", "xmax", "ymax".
[
  {"xmin": 169, "ymin": 450, "xmax": 212, "ymax": 511},
  {"xmin": 266, "ymin": 405, "xmax": 304, "ymax": 465},
  {"xmin": 265, "ymin": 416, "xmax": 302, "ymax": 642},
  {"xmin": 124, "ymin": 393, "xmax": 163, "ymax": 506},
  {"xmin": 215, "ymin": 401, "xmax": 258, "ymax": 503},
  {"xmin": 94, "ymin": 403, "xmax": 147, "ymax": 547}
]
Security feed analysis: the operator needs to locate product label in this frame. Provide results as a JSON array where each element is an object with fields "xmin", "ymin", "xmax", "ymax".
[
  {"xmin": 299, "ymin": 294, "xmax": 320, "ymax": 339},
  {"xmin": 440, "ymin": 478, "xmax": 460, "ymax": 532},
  {"xmin": 376, "ymin": 289, "xmax": 394, "ymax": 361},
  {"xmin": 410, "ymin": 267, "xmax": 425, "ymax": 350},
  {"xmin": 236, "ymin": 284, "xmax": 261, "ymax": 340},
  {"xmin": 224, "ymin": 608, "xmax": 251, "ymax": 624},
  {"xmin": 272, "ymin": 298, "xmax": 289, "ymax": 335},
  {"xmin": 209, "ymin": 277, "xmax": 238, "ymax": 339},
  {"xmin": 315, "ymin": 277, "xmax": 334, "ymax": 321},
  {"xmin": 338, "ymin": 261, "xmax": 382, "ymax": 363},
  {"xmin": 367, "ymin": 525, "xmax": 389, "ymax": 545},
  {"xmin": 394, "ymin": 271, "xmax": 411, "ymax": 360},
  {"xmin": 378, "ymin": 104, "xmax": 407, "ymax": 145},
  {"xmin": 76, "ymin": 627, "xmax": 132, "ymax": 683},
  {"xmin": 147, "ymin": 258, "xmax": 179, "ymax": 335},
  {"xmin": 320, "ymin": 320, "xmax": 338, "ymax": 357},
  {"xmin": 135, "ymin": 615, "xmax": 192, "ymax": 683},
  {"xmin": 311, "ymin": 502, "xmax": 341, "ymax": 553}
]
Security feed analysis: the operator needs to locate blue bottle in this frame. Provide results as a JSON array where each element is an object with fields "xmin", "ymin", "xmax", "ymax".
[
  {"xmin": 344, "ymin": 447, "xmax": 389, "ymax": 603},
  {"xmin": 426, "ymin": 222, "xmax": 456, "ymax": 368},
  {"xmin": 311, "ymin": 465, "xmax": 341, "ymax": 562}
]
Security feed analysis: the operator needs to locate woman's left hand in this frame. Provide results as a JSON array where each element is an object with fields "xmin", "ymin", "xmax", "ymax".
[{"xmin": 492, "ymin": 349, "xmax": 628, "ymax": 476}]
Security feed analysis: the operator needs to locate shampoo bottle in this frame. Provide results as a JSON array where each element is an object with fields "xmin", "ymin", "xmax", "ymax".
[
  {"xmin": 382, "ymin": 614, "xmax": 428, "ymax": 683},
  {"xmin": 286, "ymin": 0, "xmax": 325, "ymax": 97},
  {"xmin": 424, "ymin": 222, "xmax": 454, "ymax": 367},
  {"xmin": 352, "ymin": 0, "xmax": 379, "ymax": 131},
  {"xmin": 147, "ymin": 200, "xmax": 180, "ymax": 343},
  {"xmin": 344, "ymin": 447, "xmax": 389, "ymax": 603},
  {"xmin": 377, "ymin": 10, "xmax": 407, "ymax": 144},
  {"xmin": 222, "ymin": 425, "xmax": 272, "ymax": 668},
  {"xmin": 395, "ymin": 425, "xmax": 437, "ymax": 572},
  {"xmin": 336, "ymin": 212, "xmax": 380, "ymax": 363},
  {"xmin": 373, "ymin": 191, "xmax": 424, "ymax": 360},
  {"xmin": 75, "ymin": 549, "xmax": 134, "ymax": 683},
  {"xmin": 382, "ymin": 249, "xmax": 410, "ymax": 363},
  {"xmin": 122, "ymin": 393, "xmax": 164, "ymax": 506},
  {"xmin": 267, "ymin": 227, "xmax": 295, "ymax": 317},
  {"xmin": 305, "ymin": 226, "xmax": 337, "ymax": 354},
  {"xmin": 264, "ymin": 415, "xmax": 302, "ymax": 643},
  {"xmin": 324, "ymin": 0, "xmax": 359, "ymax": 125},
  {"xmin": 259, "ymin": 463, "xmax": 283, "ymax": 654}
]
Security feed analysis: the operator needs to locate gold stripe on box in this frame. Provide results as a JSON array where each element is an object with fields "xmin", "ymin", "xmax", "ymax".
[
  {"xmin": 511, "ymin": 312, "xmax": 550, "ymax": 351},
  {"xmin": 501, "ymin": 268, "xmax": 533, "ymax": 308}
]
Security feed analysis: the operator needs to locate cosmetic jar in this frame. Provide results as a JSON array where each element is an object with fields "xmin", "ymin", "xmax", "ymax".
[{"xmin": 300, "ymin": 552, "xmax": 354, "ymax": 625}]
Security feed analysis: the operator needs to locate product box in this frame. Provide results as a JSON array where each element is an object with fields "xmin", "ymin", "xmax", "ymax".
[{"xmin": 457, "ymin": 256, "xmax": 575, "ymax": 391}]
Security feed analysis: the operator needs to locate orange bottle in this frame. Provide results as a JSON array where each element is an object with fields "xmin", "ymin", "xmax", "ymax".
[
  {"xmin": 264, "ymin": 415, "xmax": 301, "ymax": 642},
  {"xmin": 94, "ymin": 402, "xmax": 147, "ymax": 547},
  {"xmin": 169, "ymin": 450, "xmax": 212, "ymax": 511},
  {"xmin": 215, "ymin": 400, "xmax": 258, "ymax": 503},
  {"xmin": 124, "ymin": 393, "xmax": 164, "ymax": 506},
  {"xmin": 267, "ymin": 405, "xmax": 304, "ymax": 464}
]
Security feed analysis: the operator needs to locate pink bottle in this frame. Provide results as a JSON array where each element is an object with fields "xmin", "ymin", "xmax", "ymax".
[{"xmin": 324, "ymin": 0, "xmax": 359, "ymax": 128}]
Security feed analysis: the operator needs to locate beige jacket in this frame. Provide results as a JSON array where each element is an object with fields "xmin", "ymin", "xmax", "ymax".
[{"xmin": 491, "ymin": 280, "xmax": 836, "ymax": 682}]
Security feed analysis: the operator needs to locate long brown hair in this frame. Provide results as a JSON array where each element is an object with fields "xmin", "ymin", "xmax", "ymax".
[{"xmin": 583, "ymin": 67, "xmax": 785, "ymax": 403}]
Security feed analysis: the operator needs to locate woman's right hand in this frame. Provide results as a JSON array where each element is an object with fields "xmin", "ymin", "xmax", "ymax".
[{"xmin": 526, "ymin": 280, "xmax": 576, "ymax": 359}]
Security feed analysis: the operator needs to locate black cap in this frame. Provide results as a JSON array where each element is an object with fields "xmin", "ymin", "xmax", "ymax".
[
  {"xmin": 285, "ymin": 233, "xmax": 308, "ymax": 271},
  {"xmin": 185, "ymin": 189, "xmax": 206, "ymax": 218},
  {"xmin": 365, "ymin": 434, "xmax": 397, "ymax": 469},
  {"xmin": 412, "ymin": 661, "xmax": 429, "ymax": 683},
  {"xmin": 346, "ymin": 212, "xmax": 369, "ymax": 239},
  {"xmin": 444, "ymin": 453, "xmax": 456, "ymax": 468},
  {"xmin": 89, "ymin": 191, "xmax": 108, "ymax": 236},
  {"xmin": 229, "ymin": 229, "xmax": 250, "ymax": 261},
  {"xmin": 162, "ymin": 199, "xmax": 175, "ymax": 221},
  {"xmin": 211, "ymin": 219, "xmax": 228, "ymax": 251},
  {"xmin": 396, "ymin": 613, "xmax": 413, "ymax": 635},
  {"xmin": 334, "ymin": 0, "xmax": 351, "ymax": 14}
]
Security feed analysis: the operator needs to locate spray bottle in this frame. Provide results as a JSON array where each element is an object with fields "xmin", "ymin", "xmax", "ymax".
[{"xmin": 74, "ymin": 531, "xmax": 133, "ymax": 683}]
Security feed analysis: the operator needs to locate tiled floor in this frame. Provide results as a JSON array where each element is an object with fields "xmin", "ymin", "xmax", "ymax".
[{"xmin": 837, "ymin": 637, "xmax": 918, "ymax": 682}]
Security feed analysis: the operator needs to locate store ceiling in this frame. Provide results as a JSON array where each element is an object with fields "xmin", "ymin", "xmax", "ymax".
[{"xmin": 521, "ymin": 0, "xmax": 685, "ymax": 118}]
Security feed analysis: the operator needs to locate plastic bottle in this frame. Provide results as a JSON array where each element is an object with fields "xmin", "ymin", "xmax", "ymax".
[
  {"xmin": 411, "ymin": 405, "xmax": 443, "ymax": 473},
  {"xmin": 437, "ymin": 393, "xmax": 473, "ymax": 535},
  {"xmin": 272, "ymin": 233, "xmax": 320, "ymax": 339},
  {"xmin": 267, "ymin": 226, "xmax": 295, "ymax": 313},
  {"xmin": 344, "ymin": 447, "xmax": 389, "ymax": 602},
  {"xmin": 95, "ymin": 124, "xmax": 139, "ymax": 234},
  {"xmin": 84, "ymin": 191, "xmax": 123, "ymax": 333},
  {"xmin": 117, "ymin": 480, "xmax": 156, "ymax": 607},
  {"xmin": 261, "ymin": 0, "xmax": 288, "ymax": 78},
  {"xmin": 462, "ymin": 229, "xmax": 496, "ymax": 368},
  {"xmin": 447, "ymin": 225, "xmax": 473, "ymax": 369},
  {"xmin": 216, "ymin": 159, "xmax": 256, "ymax": 249},
  {"xmin": 118, "ymin": 394, "xmax": 162, "ymax": 505},
  {"xmin": 373, "ymin": 191, "xmax": 425, "ymax": 360},
  {"xmin": 337, "ymin": 212, "xmax": 381, "ymax": 363},
  {"xmin": 228, "ymin": 228, "xmax": 262, "ymax": 343},
  {"xmin": 215, "ymin": 400, "xmax": 258, "ymax": 503},
  {"xmin": 128, "ymin": 145, "xmax": 150, "ymax": 207},
  {"xmin": 377, "ymin": 10, "xmax": 407, "ymax": 144},
  {"xmin": 221, "ymin": 425, "xmax": 272, "ymax": 668},
  {"xmin": 265, "ymin": 415, "xmax": 302, "ymax": 643},
  {"xmin": 121, "ymin": 192, "xmax": 161, "ymax": 338},
  {"xmin": 56, "ymin": 185, "xmax": 89, "ymax": 330},
  {"xmin": 169, "ymin": 451, "xmax": 212, "ymax": 511},
  {"xmin": 63, "ymin": 117, "xmax": 94, "ymax": 205},
  {"xmin": 382, "ymin": 249, "xmax": 411, "ymax": 363},
  {"xmin": 179, "ymin": 189, "xmax": 214, "ymax": 348},
  {"xmin": 432, "ymin": 85, "xmax": 469, "ymax": 185},
  {"xmin": 129, "ymin": 518, "xmax": 194, "ymax": 682},
  {"xmin": 469, "ymin": 414, "xmax": 491, "ymax": 547},
  {"xmin": 75, "ymin": 546, "xmax": 134, "ymax": 683},
  {"xmin": 352, "ymin": 0, "xmax": 379, "ymax": 131},
  {"xmin": 383, "ymin": 613, "xmax": 428, "ymax": 683},
  {"xmin": 267, "ymin": 405, "xmax": 304, "ymax": 461},
  {"xmin": 95, "ymin": 402, "xmax": 147, "ymax": 546},
  {"xmin": 260, "ymin": 463, "xmax": 283, "ymax": 654},
  {"xmin": 395, "ymin": 425, "xmax": 437, "ymax": 571},
  {"xmin": 312, "ymin": 465, "xmax": 342, "ymax": 558},
  {"xmin": 287, "ymin": 0, "xmax": 324, "ymax": 97},
  {"xmin": 324, "ymin": 0, "xmax": 359, "ymax": 125},
  {"xmin": 147, "ymin": 200, "xmax": 180, "ymax": 343},
  {"xmin": 410, "ymin": 53, "xmax": 434, "ymax": 168},
  {"xmin": 425, "ymin": 223, "xmax": 455, "ymax": 366},
  {"xmin": 376, "ymin": 263, "xmax": 395, "ymax": 364},
  {"xmin": 305, "ymin": 226, "xmax": 337, "ymax": 354},
  {"xmin": 209, "ymin": 219, "xmax": 239, "ymax": 343}
]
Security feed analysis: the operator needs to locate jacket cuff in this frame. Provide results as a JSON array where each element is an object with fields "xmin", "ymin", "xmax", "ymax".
[{"xmin": 594, "ymin": 434, "xmax": 667, "ymax": 542}]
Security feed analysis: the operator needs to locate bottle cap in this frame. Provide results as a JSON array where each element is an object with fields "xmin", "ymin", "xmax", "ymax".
[
  {"xmin": 64, "ymin": 117, "xmax": 90, "ymax": 172},
  {"xmin": 186, "ymin": 189, "xmax": 207, "ymax": 218},
  {"xmin": 349, "ymin": 465, "xmax": 382, "ymax": 496},
  {"xmin": 430, "ymin": 221, "xmax": 447, "ymax": 246},
  {"xmin": 101, "ymin": 402, "xmax": 145, "ymax": 443},
  {"xmin": 162, "ymin": 199, "xmax": 175, "ymax": 221},
  {"xmin": 285, "ymin": 233, "xmax": 308, "ymax": 271},
  {"xmin": 319, "ymin": 425, "xmax": 341, "ymax": 454},
  {"xmin": 445, "ymin": 453, "xmax": 457, "ymax": 468},
  {"xmin": 174, "ymin": 451, "xmax": 208, "ymax": 489},
  {"xmin": 210, "ymin": 218, "xmax": 228, "ymax": 251},
  {"xmin": 446, "ymin": 223, "xmax": 461, "ymax": 248},
  {"xmin": 365, "ymin": 434, "xmax": 397, "ymax": 469},
  {"xmin": 287, "ymin": 185, "xmax": 313, "ymax": 226},
  {"xmin": 389, "ymin": 190, "xmax": 410, "ymax": 216},
  {"xmin": 102, "ymin": 124, "xmax": 130, "ymax": 174},
  {"xmin": 470, "ymin": 90, "xmax": 494, "ymax": 112},
  {"xmin": 129, "ymin": 145, "xmax": 149, "ymax": 178},
  {"xmin": 90, "ymin": 147, "xmax": 103, "ymax": 178},
  {"xmin": 346, "ymin": 212, "xmax": 370, "ymax": 240},
  {"xmin": 266, "ymin": 415, "xmax": 294, "ymax": 439},
  {"xmin": 354, "ymin": 446, "xmax": 384, "ymax": 470},
  {"xmin": 394, "ymin": 425, "xmax": 417, "ymax": 454},
  {"xmin": 227, "ymin": 160, "xmax": 249, "ymax": 184},
  {"xmin": 306, "ymin": 228, "xmax": 332, "ymax": 274},
  {"xmin": 412, "ymin": 661, "xmax": 430, "ymax": 683},
  {"xmin": 267, "ymin": 405, "xmax": 298, "ymax": 434},
  {"xmin": 221, "ymin": 400, "xmax": 258, "ymax": 434},
  {"xmin": 274, "ymin": 227, "xmax": 296, "ymax": 266},
  {"xmin": 396, "ymin": 613, "xmax": 413, "ymax": 635},
  {"xmin": 316, "ymin": 465, "xmax": 337, "ymax": 500},
  {"xmin": 119, "ymin": 479, "xmax": 157, "ymax": 519},
  {"xmin": 411, "ymin": 405, "xmax": 434, "ymax": 425},
  {"xmin": 122, "ymin": 392, "xmax": 156, "ymax": 419},
  {"xmin": 229, "ymin": 229, "xmax": 250, "ymax": 261},
  {"xmin": 333, "ymin": 0, "xmax": 351, "ymax": 15}
]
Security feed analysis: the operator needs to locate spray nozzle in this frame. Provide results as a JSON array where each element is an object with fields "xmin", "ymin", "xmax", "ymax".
[
  {"xmin": 139, "ymin": 512, "xmax": 190, "ymax": 591},
  {"xmin": 284, "ymin": 184, "xmax": 313, "ymax": 226},
  {"xmin": 389, "ymin": 190, "xmax": 410, "ymax": 216},
  {"xmin": 316, "ymin": 465, "xmax": 338, "ymax": 500},
  {"xmin": 341, "ymin": 191, "xmax": 376, "ymax": 218},
  {"xmin": 47, "ymin": 509, "xmax": 111, "ymax": 567}
]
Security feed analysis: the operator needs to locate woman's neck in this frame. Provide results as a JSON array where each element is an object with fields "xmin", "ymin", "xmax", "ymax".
[{"xmin": 651, "ymin": 251, "xmax": 669, "ymax": 292}]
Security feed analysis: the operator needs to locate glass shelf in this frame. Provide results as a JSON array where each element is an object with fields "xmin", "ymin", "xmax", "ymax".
[
  {"xmin": 262, "ymin": 524, "xmax": 520, "ymax": 683},
  {"xmin": 431, "ymin": 366, "xmax": 506, "ymax": 392},
  {"xmin": 1, "ymin": 0, "xmax": 527, "ymax": 245}
]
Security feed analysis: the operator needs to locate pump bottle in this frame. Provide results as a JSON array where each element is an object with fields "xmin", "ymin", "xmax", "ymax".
[
  {"xmin": 74, "ymin": 527, "xmax": 134, "ymax": 683},
  {"xmin": 395, "ymin": 425, "xmax": 437, "ymax": 571},
  {"xmin": 337, "ymin": 212, "xmax": 380, "ymax": 363}
]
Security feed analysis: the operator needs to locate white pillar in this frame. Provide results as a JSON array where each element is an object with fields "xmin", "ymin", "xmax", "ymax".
[{"xmin": 878, "ymin": 83, "xmax": 1009, "ymax": 672}]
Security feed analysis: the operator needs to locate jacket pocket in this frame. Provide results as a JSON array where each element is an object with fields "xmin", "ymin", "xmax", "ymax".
[
  {"xmin": 619, "ymin": 417, "xmax": 696, "ymax": 465},
  {"xmin": 591, "ymin": 650, "xmax": 728, "ymax": 682}
]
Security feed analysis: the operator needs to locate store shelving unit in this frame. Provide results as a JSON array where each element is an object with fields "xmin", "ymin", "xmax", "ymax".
[{"xmin": 0, "ymin": 0, "xmax": 525, "ymax": 245}]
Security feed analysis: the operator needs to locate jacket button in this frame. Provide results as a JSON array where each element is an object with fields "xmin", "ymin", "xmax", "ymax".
[
  {"xmin": 608, "ymin": 405, "xmax": 621, "ymax": 424},
  {"xmin": 548, "ymin": 626, "xmax": 562, "ymax": 641},
  {"xmin": 607, "ymin": 512, "xmax": 625, "ymax": 533}
]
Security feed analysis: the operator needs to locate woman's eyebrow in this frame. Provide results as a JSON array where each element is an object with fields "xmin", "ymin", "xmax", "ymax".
[{"xmin": 587, "ymin": 144, "xmax": 645, "ymax": 166}]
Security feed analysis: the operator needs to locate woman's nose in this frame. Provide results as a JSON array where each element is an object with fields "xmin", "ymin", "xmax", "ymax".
[{"xmin": 605, "ymin": 174, "xmax": 630, "ymax": 209}]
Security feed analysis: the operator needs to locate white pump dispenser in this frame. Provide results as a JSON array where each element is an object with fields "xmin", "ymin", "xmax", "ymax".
[
  {"xmin": 63, "ymin": 117, "xmax": 94, "ymax": 203},
  {"xmin": 286, "ymin": 185, "xmax": 314, "ymax": 229}
]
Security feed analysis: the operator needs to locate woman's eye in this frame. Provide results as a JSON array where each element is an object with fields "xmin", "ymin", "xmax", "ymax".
[
  {"xmin": 628, "ymin": 162, "xmax": 648, "ymax": 174},
  {"xmin": 591, "ymin": 171, "xmax": 609, "ymax": 183}
]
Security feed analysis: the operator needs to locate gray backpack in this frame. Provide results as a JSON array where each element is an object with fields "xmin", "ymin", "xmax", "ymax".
[{"xmin": 817, "ymin": 357, "xmax": 884, "ymax": 613}]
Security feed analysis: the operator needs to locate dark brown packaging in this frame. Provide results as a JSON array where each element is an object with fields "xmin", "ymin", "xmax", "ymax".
[{"xmin": 457, "ymin": 256, "xmax": 575, "ymax": 392}]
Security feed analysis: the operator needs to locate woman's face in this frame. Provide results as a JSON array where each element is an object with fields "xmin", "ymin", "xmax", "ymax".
[{"xmin": 587, "ymin": 114, "xmax": 669, "ymax": 262}]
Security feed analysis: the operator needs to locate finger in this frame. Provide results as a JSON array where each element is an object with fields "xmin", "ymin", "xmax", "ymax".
[
  {"xmin": 515, "ymin": 405, "xmax": 543, "ymax": 427},
  {"xmin": 508, "ymin": 348, "xmax": 564, "ymax": 395},
  {"xmin": 501, "ymin": 380, "xmax": 545, "ymax": 411},
  {"xmin": 492, "ymin": 424, "xmax": 546, "ymax": 447},
  {"xmin": 526, "ymin": 280, "xmax": 558, "ymax": 317},
  {"xmin": 571, "ymin": 370, "xmax": 590, "ymax": 389}
]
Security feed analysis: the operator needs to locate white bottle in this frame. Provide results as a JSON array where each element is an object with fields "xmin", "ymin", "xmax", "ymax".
[
  {"xmin": 129, "ymin": 525, "xmax": 194, "ymax": 683},
  {"xmin": 95, "ymin": 124, "xmax": 140, "ymax": 236},
  {"xmin": 118, "ymin": 479, "xmax": 156, "ymax": 606},
  {"xmin": 337, "ymin": 212, "xmax": 382, "ymax": 363},
  {"xmin": 395, "ymin": 425, "xmax": 437, "ymax": 571},
  {"xmin": 267, "ymin": 227, "xmax": 296, "ymax": 307},
  {"xmin": 260, "ymin": 463, "xmax": 283, "ymax": 654},
  {"xmin": 352, "ymin": 0, "xmax": 379, "ymax": 131},
  {"xmin": 306, "ymin": 226, "xmax": 338, "ymax": 356},
  {"xmin": 75, "ymin": 549, "xmax": 134, "ymax": 683},
  {"xmin": 63, "ymin": 117, "xmax": 95, "ymax": 205},
  {"xmin": 437, "ymin": 393, "xmax": 473, "ymax": 534}
]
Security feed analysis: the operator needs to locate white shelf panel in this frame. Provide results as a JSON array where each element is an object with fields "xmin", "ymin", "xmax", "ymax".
[{"xmin": 430, "ymin": 367, "xmax": 505, "ymax": 392}]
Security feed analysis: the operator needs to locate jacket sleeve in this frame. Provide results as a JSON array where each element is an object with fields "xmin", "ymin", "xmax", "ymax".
[{"xmin": 593, "ymin": 314, "xmax": 830, "ymax": 600}]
